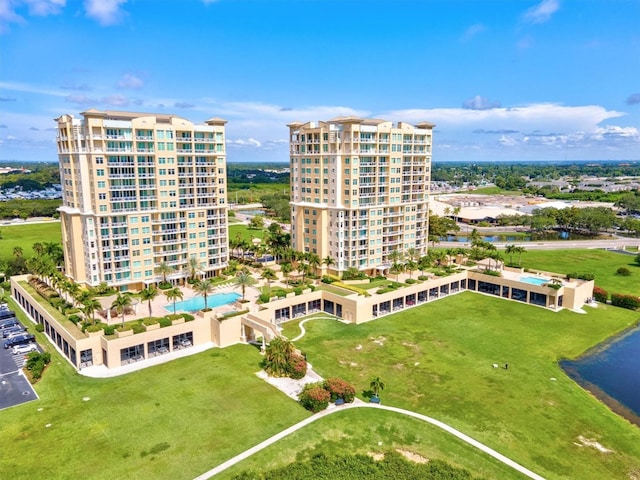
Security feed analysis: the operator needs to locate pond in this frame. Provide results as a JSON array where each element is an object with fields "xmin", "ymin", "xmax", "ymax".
[
  {"xmin": 441, "ymin": 231, "xmax": 595, "ymax": 242},
  {"xmin": 560, "ymin": 326, "xmax": 640, "ymax": 426}
]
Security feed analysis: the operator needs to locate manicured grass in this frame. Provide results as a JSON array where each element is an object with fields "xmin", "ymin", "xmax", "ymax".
[
  {"xmin": 0, "ymin": 221, "xmax": 61, "ymax": 260},
  {"xmin": 218, "ymin": 407, "xmax": 523, "ymax": 480},
  {"xmin": 282, "ymin": 294, "xmax": 640, "ymax": 480},
  {"xmin": 513, "ymin": 248, "xmax": 640, "ymax": 296},
  {"xmin": 228, "ymin": 224, "xmax": 266, "ymax": 242},
  {"xmin": 0, "ymin": 298, "xmax": 309, "ymax": 480}
]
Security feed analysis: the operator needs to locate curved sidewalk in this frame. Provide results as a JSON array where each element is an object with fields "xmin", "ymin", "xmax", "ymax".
[{"xmin": 193, "ymin": 401, "xmax": 546, "ymax": 480}]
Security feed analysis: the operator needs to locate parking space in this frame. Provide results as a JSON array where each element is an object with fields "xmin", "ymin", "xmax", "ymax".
[{"xmin": 0, "ymin": 311, "xmax": 41, "ymax": 410}]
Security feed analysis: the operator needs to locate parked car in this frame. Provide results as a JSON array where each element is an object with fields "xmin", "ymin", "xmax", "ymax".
[
  {"xmin": 0, "ymin": 310, "xmax": 16, "ymax": 321},
  {"xmin": 5, "ymin": 329, "xmax": 27, "ymax": 340},
  {"xmin": 0, "ymin": 319, "xmax": 19, "ymax": 330},
  {"xmin": 3, "ymin": 334, "xmax": 36, "ymax": 349},
  {"xmin": 2, "ymin": 326, "xmax": 25, "ymax": 338},
  {"xmin": 12, "ymin": 343, "xmax": 37, "ymax": 355}
]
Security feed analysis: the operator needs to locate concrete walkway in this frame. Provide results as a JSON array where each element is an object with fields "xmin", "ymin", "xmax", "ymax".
[{"xmin": 193, "ymin": 401, "xmax": 546, "ymax": 480}]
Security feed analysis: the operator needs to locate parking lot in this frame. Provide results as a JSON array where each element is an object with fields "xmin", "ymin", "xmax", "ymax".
[{"xmin": 0, "ymin": 316, "xmax": 41, "ymax": 410}]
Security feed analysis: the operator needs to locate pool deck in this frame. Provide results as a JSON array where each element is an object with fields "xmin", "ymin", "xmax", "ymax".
[{"xmin": 95, "ymin": 283, "xmax": 260, "ymax": 325}]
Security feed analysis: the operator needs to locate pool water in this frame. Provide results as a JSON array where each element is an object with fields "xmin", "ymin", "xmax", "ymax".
[
  {"xmin": 165, "ymin": 292, "xmax": 240, "ymax": 312},
  {"xmin": 520, "ymin": 276, "xmax": 550, "ymax": 286}
]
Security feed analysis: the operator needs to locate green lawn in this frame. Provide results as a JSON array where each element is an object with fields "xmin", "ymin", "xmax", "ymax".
[
  {"xmin": 0, "ymin": 298, "xmax": 310, "ymax": 480},
  {"xmin": 277, "ymin": 294, "xmax": 640, "ymax": 480},
  {"xmin": 513, "ymin": 248, "xmax": 640, "ymax": 296},
  {"xmin": 228, "ymin": 224, "xmax": 266, "ymax": 242},
  {"xmin": 0, "ymin": 221, "xmax": 62, "ymax": 260}
]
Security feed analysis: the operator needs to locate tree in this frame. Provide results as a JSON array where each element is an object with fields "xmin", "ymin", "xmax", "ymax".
[
  {"xmin": 164, "ymin": 287, "xmax": 184, "ymax": 315},
  {"xmin": 82, "ymin": 297, "xmax": 102, "ymax": 326},
  {"xmin": 505, "ymin": 244, "xmax": 517, "ymax": 266},
  {"xmin": 235, "ymin": 269, "xmax": 256, "ymax": 301},
  {"xmin": 194, "ymin": 279, "xmax": 214, "ymax": 310},
  {"xmin": 155, "ymin": 261, "xmax": 174, "ymax": 285},
  {"xmin": 264, "ymin": 337, "xmax": 295, "ymax": 377},
  {"xmin": 388, "ymin": 249, "xmax": 404, "ymax": 281},
  {"xmin": 261, "ymin": 268, "xmax": 277, "ymax": 295},
  {"xmin": 370, "ymin": 376, "xmax": 385, "ymax": 398},
  {"xmin": 248, "ymin": 215, "xmax": 264, "ymax": 230},
  {"xmin": 140, "ymin": 286, "xmax": 159, "ymax": 321},
  {"xmin": 514, "ymin": 245, "xmax": 526, "ymax": 267},
  {"xmin": 111, "ymin": 293, "xmax": 132, "ymax": 327},
  {"xmin": 307, "ymin": 253, "xmax": 321, "ymax": 277},
  {"xmin": 322, "ymin": 255, "xmax": 335, "ymax": 272},
  {"xmin": 187, "ymin": 256, "xmax": 204, "ymax": 282},
  {"xmin": 280, "ymin": 262, "xmax": 292, "ymax": 286},
  {"xmin": 13, "ymin": 246, "xmax": 23, "ymax": 258}
]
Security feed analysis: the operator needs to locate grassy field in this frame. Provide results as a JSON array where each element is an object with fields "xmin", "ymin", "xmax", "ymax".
[
  {"xmin": 0, "ymin": 299, "xmax": 310, "ymax": 480},
  {"xmin": 272, "ymin": 294, "xmax": 640, "ymax": 480},
  {"xmin": 228, "ymin": 223, "xmax": 266, "ymax": 242},
  {"xmin": 0, "ymin": 221, "xmax": 61, "ymax": 260},
  {"xmin": 514, "ymin": 248, "xmax": 640, "ymax": 296}
]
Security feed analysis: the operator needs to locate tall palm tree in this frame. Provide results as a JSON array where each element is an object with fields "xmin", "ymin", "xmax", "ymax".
[
  {"xmin": 515, "ymin": 245, "xmax": 526, "ymax": 267},
  {"xmin": 140, "ymin": 286, "xmax": 159, "ymax": 321},
  {"xmin": 235, "ymin": 269, "xmax": 256, "ymax": 302},
  {"xmin": 111, "ymin": 293, "xmax": 132, "ymax": 327},
  {"xmin": 405, "ymin": 259, "xmax": 417, "ymax": 279},
  {"xmin": 155, "ymin": 261, "xmax": 174, "ymax": 285},
  {"xmin": 505, "ymin": 244, "xmax": 517, "ymax": 266},
  {"xmin": 322, "ymin": 255, "xmax": 335, "ymax": 274},
  {"xmin": 280, "ymin": 262, "xmax": 292, "ymax": 286},
  {"xmin": 13, "ymin": 246, "xmax": 23, "ymax": 258},
  {"xmin": 164, "ymin": 287, "xmax": 184, "ymax": 315},
  {"xmin": 388, "ymin": 249, "xmax": 404, "ymax": 281},
  {"xmin": 194, "ymin": 278, "xmax": 214, "ymax": 310},
  {"xmin": 82, "ymin": 297, "xmax": 102, "ymax": 326},
  {"xmin": 32, "ymin": 242, "xmax": 44, "ymax": 257},
  {"xmin": 260, "ymin": 268, "xmax": 277, "ymax": 295},
  {"xmin": 370, "ymin": 376, "xmax": 385, "ymax": 398},
  {"xmin": 187, "ymin": 256, "xmax": 204, "ymax": 282},
  {"xmin": 307, "ymin": 252, "xmax": 321, "ymax": 277}
]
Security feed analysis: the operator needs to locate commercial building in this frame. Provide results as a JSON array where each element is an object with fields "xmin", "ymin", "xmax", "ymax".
[
  {"xmin": 55, "ymin": 110, "xmax": 229, "ymax": 290},
  {"xmin": 288, "ymin": 117, "xmax": 434, "ymax": 274}
]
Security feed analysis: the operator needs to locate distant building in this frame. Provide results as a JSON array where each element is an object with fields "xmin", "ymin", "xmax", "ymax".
[
  {"xmin": 288, "ymin": 117, "xmax": 434, "ymax": 274},
  {"xmin": 55, "ymin": 110, "xmax": 229, "ymax": 289}
]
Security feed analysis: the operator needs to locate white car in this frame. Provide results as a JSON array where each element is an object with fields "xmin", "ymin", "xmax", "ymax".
[{"xmin": 12, "ymin": 343, "xmax": 37, "ymax": 355}]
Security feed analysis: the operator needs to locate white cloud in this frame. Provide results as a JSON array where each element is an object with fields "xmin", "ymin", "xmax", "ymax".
[
  {"xmin": 462, "ymin": 95, "xmax": 501, "ymax": 110},
  {"xmin": 24, "ymin": 0, "xmax": 65, "ymax": 16},
  {"xmin": 84, "ymin": 0, "xmax": 127, "ymax": 26},
  {"xmin": 227, "ymin": 138, "xmax": 262, "ymax": 148},
  {"xmin": 117, "ymin": 73, "xmax": 143, "ymax": 89},
  {"xmin": 522, "ymin": 0, "xmax": 559, "ymax": 24},
  {"xmin": 460, "ymin": 23, "xmax": 486, "ymax": 42}
]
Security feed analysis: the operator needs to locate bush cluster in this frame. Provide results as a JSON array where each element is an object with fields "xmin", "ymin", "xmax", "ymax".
[
  {"xmin": 298, "ymin": 383, "xmax": 331, "ymax": 413},
  {"xmin": 262, "ymin": 338, "xmax": 307, "ymax": 380},
  {"xmin": 593, "ymin": 286, "xmax": 608, "ymax": 303},
  {"xmin": 323, "ymin": 377, "xmax": 356, "ymax": 403},
  {"xmin": 611, "ymin": 293, "xmax": 640, "ymax": 310},
  {"xmin": 25, "ymin": 351, "xmax": 51, "ymax": 382},
  {"xmin": 616, "ymin": 267, "xmax": 631, "ymax": 276},
  {"xmin": 566, "ymin": 272, "xmax": 595, "ymax": 281}
]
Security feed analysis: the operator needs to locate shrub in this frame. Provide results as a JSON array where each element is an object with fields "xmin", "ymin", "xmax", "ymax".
[
  {"xmin": 287, "ymin": 354, "xmax": 308, "ymax": 380},
  {"xmin": 298, "ymin": 383, "xmax": 330, "ymax": 413},
  {"xmin": 566, "ymin": 272, "xmax": 595, "ymax": 281},
  {"xmin": 35, "ymin": 323, "xmax": 44, "ymax": 333},
  {"xmin": 593, "ymin": 286, "xmax": 608, "ymax": 303},
  {"xmin": 323, "ymin": 377, "xmax": 356, "ymax": 403},
  {"xmin": 85, "ymin": 324, "xmax": 102, "ymax": 333},
  {"xmin": 142, "ymin": 317, "xmax": 158, "ymax": 326},
  {"xmin": 68, "ymin": 314, "xmax": 81, "ymax": 324},
  {"xmin": 405, "ymin": 278, "xmax": 417, "ymax": 284},
  {"xmin": 418, "ymin": 275, "xmax": 430, "ymax": 281},
  {"xmin": 159, "ymin": 317, "xmax": 172, "ymax": 328},
  {"xmin": 611, "ymin": 293, "xmax": 640, "ymax": 310},
  {"xmin": 103, "ymin": 325, "xmax": 116, "ymax": 335},
  {"xmin": 616, "ymin": 267, "xmax": 631, "ymax": 276},
  {"xmin": 377, "ymin": 287, "xmax": 394, "ymax": 295},
  {"xmin": 482, "ymin": 269, "xmax": 502, "ymax": 277},
  {"xmin": 293, "ymin": 287, "xmax": 303, "ymax": 295},
  {"xmin": 25, "ymin": 352, "xmax": 51, "ymax": 382},
  {"xmin": 132, "ymin": 323, "xmax": 145, "ymax": 334},
  {"xmin": 321, "ymin": 275, "xmax": 334, "ymax": 284},
  {"xmin": 158, "ymin": 282, "xmax": 173, "ymax": 290},
  {"xmin": 182, "ymin": 313, "xmax": 195, "ymax": 322}
]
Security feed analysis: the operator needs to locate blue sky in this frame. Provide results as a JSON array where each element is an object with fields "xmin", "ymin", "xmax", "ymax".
[{"xmin": 0, "ymin": 0, "xmax": 639, "ymax": 163}]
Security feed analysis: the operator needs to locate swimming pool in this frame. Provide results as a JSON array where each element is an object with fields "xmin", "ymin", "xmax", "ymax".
[
  {"xmin": 164, "ymin": 292, "xmax": 241, "ymax": 312},
  {"xmin": 520, "ymin": 276, "xmax": 550, "ymax": 286}
]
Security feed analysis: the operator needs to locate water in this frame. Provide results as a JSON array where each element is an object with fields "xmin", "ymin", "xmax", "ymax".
[
  {"xmin": 164, "ymin": 292, "xmax": 240, "ymax": 312},
  {"xmin": 520, "ymin": 276, "xmax": 550, "ymax": 286},
  {"xmin": 561, "ymin": 327, "xmax": 640, "ymax": 426},
  {"xmin": 441, "ymin": 231, "xmax": 593, "ymax": 242}
]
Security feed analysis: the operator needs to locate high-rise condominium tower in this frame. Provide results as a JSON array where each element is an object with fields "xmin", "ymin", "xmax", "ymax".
[
  {"xmin": 55, "ymin": 110, "xmax": 229, "ymax": 289},
  {"xmin": 288, "ymin": 116, "xmax": 434, "ymax": 274}
]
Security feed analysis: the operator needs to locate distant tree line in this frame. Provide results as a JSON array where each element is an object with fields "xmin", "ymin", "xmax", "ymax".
[
  {"xmin": 0, "ymin": 163, "xmax": 60, "ymax": 191},
  {"xmin": 0, "ymin": 199, "xmax": 61, "ymax": 219}
]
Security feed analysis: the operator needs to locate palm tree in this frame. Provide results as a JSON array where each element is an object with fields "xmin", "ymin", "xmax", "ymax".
[
  {"xmin": 140, "ymin": 286, "xmax": 159, "ymax": 321},
  {"xmin": 82, "ymin": 297, "xmax": 102, "ymax": 325},
  {"xmin": 405, "ymin": 259, "xmax": 417, "ymax": 279},
  {"xmin": 307, "ymin": 252, "xmax": 321, "ymax": 277},
  {"xmin": 264, "ymin": 337, "xmax": 294, "ymax": 376},
  {"xmin": 417, "ymin": 255, "xmax": 431, "ymax": 276},
  {"xmin": 505, "ymin": 244, "xmax": 517, "ymax": 266},
  {"xmin": 469, "ymin": 228, "xmax": 482, "ymax": 246},
  {"xmin": 322, "ymin": 255, "xmax": 335, "ymax": 274},
  {"xmin": 388, "ymin": 249, "xmax": 404, "ymax": 281},
  {"xmin": 194, "ymin": 278, "xmax": 214, "ymax": 310},
  {"xmin": 235, "ymin": 269, "xmax": 256, "ymax": 302},
  {"xmin": 164, "ymin": 287, "xmax": 184, "ymax": 315},
  {"xmin": 187, "ymin": 256, "xmax": 204, "ymax": 282},
  {"xmin": 280, "ymin": 262, "xmax": 292, "ymax": 286},
  {"xmin": 111, "ymin": 293, "xmax": 132, "ymax": 327},
  {"xmin": 514, "ymin": 245, "xmax": 526, "ymax": 267},
  {"xmin": 155, "ymin": 261, "xmax": 174, "ymax": 285},
  {"xmin": 261, "ymin": 268, "xmax": 277, "ymax": 295},
  {"xmin": 13, "ymin": 246, "xmax": 23, "ymax": 258},
  {"xmin": 32, "ymin": 242, "xmax": 44, "ymax": 257},
  {"xmin": 370, "ymin": 376, "xmax": 385, "ymax": 398}
]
